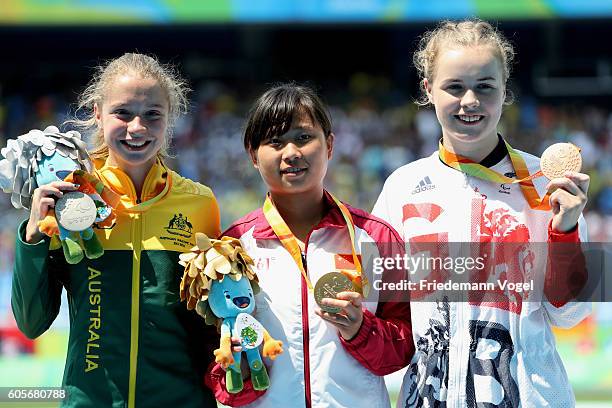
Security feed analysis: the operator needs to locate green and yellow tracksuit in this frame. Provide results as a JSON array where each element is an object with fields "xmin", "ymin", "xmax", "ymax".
[{"xmin": 12, "ymin": 160, "xmax": 221, "ymax": 407}]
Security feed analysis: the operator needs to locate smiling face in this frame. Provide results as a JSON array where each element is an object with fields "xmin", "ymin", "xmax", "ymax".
[
  {"xmin": 249, "ymin": 111, "xmax": 334, "ymax": 199},
  {"xmin": 425, "ymin": 46, "xmax": 505, "ymax": 158},
  {"xmin": 94, "ymin": 74, "xmax": 169, "ymax": 173}
]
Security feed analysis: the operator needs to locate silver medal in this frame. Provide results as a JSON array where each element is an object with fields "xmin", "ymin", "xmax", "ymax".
[{"xmin": 55, "ymin": 191, "xmax": 97, "ymax": 231}]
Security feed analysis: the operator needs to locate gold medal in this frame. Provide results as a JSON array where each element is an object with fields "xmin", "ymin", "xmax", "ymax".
[
  {"xmin": 314, "ymin": 272, "xmax": 354, "ymax": 313},
  {"xmin": 540, "ymin": 143, "xmax": 582, "ymax": 180}
]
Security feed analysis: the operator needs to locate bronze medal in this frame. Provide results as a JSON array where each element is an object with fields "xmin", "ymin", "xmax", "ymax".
[
  {"xmin": 314, "ymin": 272, "xmax": 354, "ymax": 313},
  {"xmin": 540, "ymin": 143, "xmax": 582, "ymax": 180}
]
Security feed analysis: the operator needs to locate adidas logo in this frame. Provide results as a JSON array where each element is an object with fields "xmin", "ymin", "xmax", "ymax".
[{"xmin": 412, "ymin": 176, "xmax": 436, "ymax": 194}]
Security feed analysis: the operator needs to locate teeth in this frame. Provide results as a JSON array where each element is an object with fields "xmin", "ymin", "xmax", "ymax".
[
  {"xmin": 458, "ymin": 115, "xmax": 482, "ymax": 123},
  {"xmin": 125, "ymin": 140, "xmax": 147, "ymax": 147},
  {"xmin": 283, "ymin": 167, "xmax": 304, "ymax": 173}
]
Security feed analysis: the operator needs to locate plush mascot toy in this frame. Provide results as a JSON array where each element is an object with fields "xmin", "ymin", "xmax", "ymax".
[
  {"xmin": 179, "ymin": 233, "xmax": 283, "ymax": 393},
  {"xmin": 0, "ymin": 126, "xmax": 118, "ymax": 264}
]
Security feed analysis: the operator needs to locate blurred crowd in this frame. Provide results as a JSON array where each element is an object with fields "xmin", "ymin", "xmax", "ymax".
[
  {"xmin": 0, "ymin": 75, "xmax": 611, "ymax": 345},
  {"xmin": 1, "ymin": 75, "xmax": 611, "ymax": 230}
]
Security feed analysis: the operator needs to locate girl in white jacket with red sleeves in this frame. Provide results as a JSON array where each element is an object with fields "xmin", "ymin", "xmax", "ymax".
[
  {"xmin": 373, "ymin": 19, "xmax": 590, "ymax": 408},
  {"xmin": 205, "ymin": 84, "xmax": 414, "ymax": 408}
]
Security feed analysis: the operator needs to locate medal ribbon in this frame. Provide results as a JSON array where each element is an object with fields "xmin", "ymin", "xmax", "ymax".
[
  {"xmin": 438, "ymin": 140, "xmax": 551, "ymax": 210},
  {"xmin": 95, "ymin": 164, "xmax": 173, "ymax": 214},
  {"xmin": 263, "ymin": 192, "xmax": 369, "ymax": 297}
]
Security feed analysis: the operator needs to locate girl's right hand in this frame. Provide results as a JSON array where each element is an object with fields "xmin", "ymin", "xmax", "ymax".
[{"xmin": 25, "ymin": 181, "xmax": 78, "ymax": 244}]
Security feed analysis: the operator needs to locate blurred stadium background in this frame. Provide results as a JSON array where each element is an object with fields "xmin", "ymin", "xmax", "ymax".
[{"xmin": 0, "ymin": 1, "xmax": 610, "ymax": 407}]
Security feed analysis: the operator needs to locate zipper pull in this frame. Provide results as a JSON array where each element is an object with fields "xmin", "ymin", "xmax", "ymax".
[{"xmin": 301, "ymin": 252, "xmax": 307, "ymax": 271}]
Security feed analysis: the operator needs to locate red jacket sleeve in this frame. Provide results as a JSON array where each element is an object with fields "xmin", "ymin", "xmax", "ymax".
[
  {"xmin": 204, "ymin": 361, "xmax": 266, "ymax": 407},
  {"xmin": 545, "ymin": 220, "xmax": 587, "ymax": 308},
  {"xmin": 339, "ymin": 300, "xmax": 414, "ymax": 376}
]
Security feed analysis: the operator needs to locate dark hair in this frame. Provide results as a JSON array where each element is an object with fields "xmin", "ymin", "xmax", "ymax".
[{"xmin": 244, "ymin": 83, "xmax": 332, "ymax": 150}]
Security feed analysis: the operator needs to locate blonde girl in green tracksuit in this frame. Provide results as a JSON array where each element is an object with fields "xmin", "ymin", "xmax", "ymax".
[{"xmin": 12, "ymin": 53, "xmax": 221, "ymax": 407}]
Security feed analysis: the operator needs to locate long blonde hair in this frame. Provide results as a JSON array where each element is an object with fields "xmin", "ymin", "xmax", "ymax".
[{"xmin": 69, "ymin": 53, "xmax": 189, "ymax": 160}]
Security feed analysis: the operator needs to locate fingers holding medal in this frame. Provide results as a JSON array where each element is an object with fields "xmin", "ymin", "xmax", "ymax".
[
  {"xmin": 314, "ymin": 272, "xmax": 364, "ymax": 340},
  {"xmin": 541, "ymin": 143, "xmax": 589, "ymax": 232}
]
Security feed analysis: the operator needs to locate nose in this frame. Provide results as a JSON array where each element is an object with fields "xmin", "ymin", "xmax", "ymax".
[
  {"xmin": 282, "ymin": 142, "xmax": 302, "ymax": 163},
  {"xmin": 127, "ymin": 116, "xmax": 146, "ymax": 134},
  {"xmin": 461, "ymin": 89, "xmax": 480, "ymax": 109}
]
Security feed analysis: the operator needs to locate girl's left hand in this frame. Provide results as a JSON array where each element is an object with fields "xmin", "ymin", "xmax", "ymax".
[
  {"xmin": 547, "ymin": 171, "xmax": 590, "ymax": 233},
  {"xmin": 315, "ymin": 291, "xmax": 364, "ymax": 340}
]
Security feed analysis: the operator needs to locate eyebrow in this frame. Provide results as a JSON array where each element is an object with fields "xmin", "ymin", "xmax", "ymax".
[
  {"xmin": 444, "ymin": 76, "xmax": 497, "ymax": 83},
  {"xmin": 108, "ymin": 102, "xmax": 166, "ymax": 109},
  {"xmin": 280, "ymin": 127, "xmax": 311, "ymax": 138}
]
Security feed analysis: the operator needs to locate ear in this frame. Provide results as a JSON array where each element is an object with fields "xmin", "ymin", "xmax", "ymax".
[
  {"xmin": 93, "ymin": 103, "xmax": 102, "ymax": 127},
  {"xmin": 326, "ymin": 132, "xmax": 335, "ymax": 159},
  {"xmin": 248, "ymin": 148, "xmax": 259, "ymax": 169},
  {"xmin": 423, "ymin": 79, "xmax": 434, "ymax": 104}
]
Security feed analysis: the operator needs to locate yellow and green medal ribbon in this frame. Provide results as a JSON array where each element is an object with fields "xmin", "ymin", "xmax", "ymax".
[{"xmin": 438, "ymin": 140, "xmax": 551, "ymax": 210}]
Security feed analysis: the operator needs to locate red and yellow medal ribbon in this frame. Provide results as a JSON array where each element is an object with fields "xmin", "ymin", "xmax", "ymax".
[
  {"xmin": 262, "ymin": 192, "xmax": 369, "ymax": 297},
  {"xmin": 438, "ymin": 140, "xmax": 551, "ymax": 210},
  {"xmin": 67, "ymin": 170, "xmax": 121, "ymax": 209}
]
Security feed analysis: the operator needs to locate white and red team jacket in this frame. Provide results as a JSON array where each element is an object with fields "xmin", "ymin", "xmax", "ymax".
[
  {"xmin": 372, "ymin": 148, "xmax": 590, "ymax": 408},
  {"xmin": 207, "ymin": 192, "xmax": 414, "ymax": 408}
]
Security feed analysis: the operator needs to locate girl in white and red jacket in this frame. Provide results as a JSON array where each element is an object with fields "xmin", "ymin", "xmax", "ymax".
[
  {"xmin": 205, "ymin": 83, "xmax": 414, "ymax": 408},
  {"xmin": 373, "ymin": 19, "xmax": 590, "ymax": 408}
]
